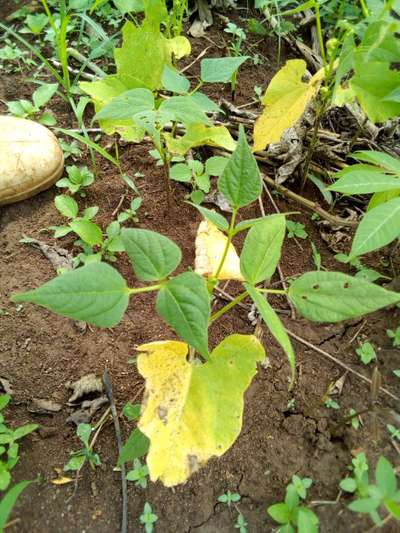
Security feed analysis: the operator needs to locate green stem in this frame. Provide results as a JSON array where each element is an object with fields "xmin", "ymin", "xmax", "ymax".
[
  {"xmin": 128, "ymin": 284, "xmax": 162, "ymax": 295},
  {"xmin": 189, "ymin": 81, "xmax": 203, "ymax": 95},
  {"xmin": 258, "ymin": 288, "xmax": 287, "ymax": 295},
  {"xmin": 359, "ymin": 0, "xmax": 369, "ymax": 17},
  {"xmin": 214, "ymin": 209, "xmax": 238, "ymax": 280},
  {"xmin": 314, "ymin": 2, "xmax": 327, "ymax": 71},
  {"xmin": 209, "ymin": 290, "xmax": 249, "ymax": 324}
]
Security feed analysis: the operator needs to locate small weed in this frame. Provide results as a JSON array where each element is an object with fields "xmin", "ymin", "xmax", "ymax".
[
  {"xmin": 234, "ymin": 512, "xmax": 248, "ymax": 533},
  {"xmin": 140, "ymin": 502, "xmax": 158, "ymax": 533},
  {"xmin": 267, "ymin": 475, "xmax": 318, "ymax": 532},
  {"xmin": 347, "ymin": 408, "xmax": 362, "ymax": 430},
  {"xmin": 393, "ymin": 369, "xmax": 400, "ymax": 378},
  {"xmin": 218, "ymin": 490, "xmax": 241, "ymax": 507},
  {"xmin": 325, "ymin": 398, "xmax": 340, "ymax": 410},
  {"xmin": 356, "ymin": 342, "xmax": 376, "ymax": 365},
  {"xmin": 286, "ymin": 220, "xmax": 308, "ymax": 239},
  {"xmin": 64, "ymin": 423, "xmax": 101, "ymax": 472},
  {"xmin": 126, "ymin": 458, "xmax": 149, "ymax": 488},
  {"xmin": 386, "ymin": 327, "xmax": 400, "ymax": 347},
  {"xmin": 387, "ymin": 424, "xmax": 400, "ymax": 441},
  {"xmin": 6, "ymin": 83, "xmax": 58, "ymax": 126},
  {"xmin": 60, "ymin": 140, "xmax": 82, "ymax": 160},
  {"xmin": 56, "ymin": 165, "xmax": 94, "ymax": 197}
]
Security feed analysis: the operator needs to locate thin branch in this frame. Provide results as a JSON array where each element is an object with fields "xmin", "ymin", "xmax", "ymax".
[{"xmin": 103, "ymin": 370, "xmax": 128, "ymax": 533}]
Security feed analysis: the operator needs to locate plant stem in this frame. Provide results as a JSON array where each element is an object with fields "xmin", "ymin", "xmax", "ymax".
[
  {"xmin": 314, "ymin": 2, "xmax": 327, "ymax": 70},
  {"xmin": 214, "ymin": 209, "xmax": 238, "ymax": 280},
  {"xmin": 258, "ymin": 288, "xmax": 287, "ymax": 295},
  {"xmin": 209, "ymin": 290, "xmax": 249, "ymax": 324},
  {"xmin": 128, "ymin": 284, "xmax": 162, "ymax": 295},
  {"xmin": 359, "ymin": 0, "xmax": 369, "ymax": 17}
]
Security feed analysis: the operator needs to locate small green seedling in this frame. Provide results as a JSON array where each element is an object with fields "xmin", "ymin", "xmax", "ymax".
[
  {"xmin": 21, "ymin": 13, "xmax": 49, "ymax": 35},
  {"xmin": 224, "ymin": 22, "xmax": 247, "ymax": 57},
  {"xmin": 393, "ymin": 370, "xmax": 400, "ymax": 379},
  {"xmin": 267, "ymin": 475, "xmax": 319, "ymax": 532},
  {"xmin": 234, "ymin": 512, "xmax": 248, "ymax": 533},
  {"xmin": 347, "ymin": 408, "xmax": 361, "ymax": 430},
  {"xmin": 126, "ymin": 458, "xmax": 149, "ymax": 488},
  {"xmin": 218, "ymin": 490, "xmax": 241, "ymax": 507},
  {"xmin": 140, "ymin": 502, "xmax": 158, "ymax": 533},
  {"xmin": 386, "ymin": 327, "xmax": 400, "ymax": 347},
  {"xmin": 117, "ymin": 197, "xmax": 142, "ymax": 224},
  {"xmin": 64, "ymin": 423, "xmax": 101, "ymax": 472},
  {"xmin": 340, "ymin": 454, "xmax": 400, "ymax": 527},
  {"xmin": 286, "ymin": 220, "xmax": 308, "ymax": 239},
  {"xmin": 356, "ymin": 342, "xmax": 376, "ymax": 365},
  {"xmin": 6, "ymin": 83, "xmax": 58, "ymax": 126},
  {"xmin": 311, "ymin": 242, "xmax": 322, "ymax": 270},
  {"xmin": 0, "ymin": 395, "xmax": 38, "ymax": 491},
  {"xmin": 325, "ymin": 398, "xmax": 340, "ymax": 410},
  {"xmin": 387, "ymin": 424, "xmax": 400, "ymax": 441},
  {"xmin": 169, "ymin": 156, "xmax": 228, "ymax": 204},
  {"xmin": 56, "ymin": 165, "xmax": 94, "ymax": 197},
  {"xmin": 60, "ymin": 140, "xmax": 82, "ymax": 160}
]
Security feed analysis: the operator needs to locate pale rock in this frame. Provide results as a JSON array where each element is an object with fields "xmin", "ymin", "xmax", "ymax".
[{"xmin": 0, "ymin": 116, "xmax": 64, "ymax": 205}]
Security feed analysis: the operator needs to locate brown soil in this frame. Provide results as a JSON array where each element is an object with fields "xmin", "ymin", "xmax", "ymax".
[{"xmin": 0, "ymin": 3, "xmax": 399, "ymax": 532}]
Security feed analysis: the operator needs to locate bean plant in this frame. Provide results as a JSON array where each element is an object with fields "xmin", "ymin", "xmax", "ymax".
[{"xmin": 12, "ymin": 130, "xmax": 400, "ymax": 487}]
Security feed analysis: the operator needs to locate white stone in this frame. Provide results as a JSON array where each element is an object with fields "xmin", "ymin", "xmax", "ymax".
[{"xmin": 0, "ymin": 116, "xmax": 64, "ymax": 205}]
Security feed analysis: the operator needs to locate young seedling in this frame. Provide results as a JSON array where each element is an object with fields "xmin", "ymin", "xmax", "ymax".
[
  {"xmin": 21, "ymin": 13, "xmax": 49, "ymax": 35},
  {"xmin": 234, "ymin": 513, "xmax": 248, "ymax": 533},
  {"xmin": 286, "ymin": 220, "xmax": 308, "ymax": 239},
  {"xmin": 0, "ymin": 395, "xmax": 38, "ymax": 491},
  {"xmin": 218, "ymin": 490, "xmax": 241, "ymax": 507},
  {"xmin": 140, "ymin": 502, "xmax": 158, "ymax": 533},
  {"xmin": 64, "ymin": 423, "xmax": 101, "ymax": 472},
  {"xmin": 346, "ymin": 408, "xmax": 362, "ymax": 430},
  {"xmin": 311, "ymin": 242, "xmax": 322, "ymax": 270},
  {"xmin": 169, "ymin": 156, "xmax": 228, "ymax": 204},
  {"xmin": 387, "ymin": 424, "xmax": 400, "ymax": 441},
  {"xmin": 56, "ymin": 165, "xmax": 94, "ymax": 197},
  {"xmin": 267, "ymin": 475, "xmax": 319, "ymax": 532},
  {"xmin": 356, "ymin": 342, "xmax": 376, "ymax": 365},
  {"xmin": 393, "ymin": 370, "xmax": 400, "ymax": 379},
  {"xmin": 386, "ymin": 327, "xmax": 400, "ymax": 347},
  {"xmin": 325, "ymin": 398, "xmax": 340, "ymax": 410},
  {"xmin": 126, "ymin": 458, "xmax": 149, "ymax": 488},
  {"xmin": 60, "ymin": 140, "xmax": 82, "ymax": 160},
  {"xmin": 224, "ymin": 22, "xmax": 247, "ymax": 94},
  {"xmin": 117, "ymin": 197, "xmax": 142, "ymax": 224},
  {"xmin": 6, "ymin": 83, "xmax": 58, "ymax": 126},
  {"xmin": 340, "ymin": 454, "xmax": 400, "ymax": 527}
]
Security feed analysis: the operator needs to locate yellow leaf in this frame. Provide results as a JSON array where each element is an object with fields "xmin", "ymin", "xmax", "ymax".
[
  {"xmin": 165, "ymin": 36, "xmax": 191, "ymax": 59},
  {"xmin": 165, "ymin": 124, "xmax": 236, "ymax": 155},
  {"xmin": 253, "ymin": 59, "xmax": 323, "ymax": 151},
  {"xmin": 195, "ymin": 220, "xmax": 243, "ymax": 280},
  {"xmin": 137, "ymin": 335, "xmax": 265, "ymax": 487},
  {"xmin": 51, "ymin": 476, "xmax": 74, "ymax": 485}
]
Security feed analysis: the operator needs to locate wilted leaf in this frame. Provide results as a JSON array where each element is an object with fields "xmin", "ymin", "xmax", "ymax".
[
  {"xmin": 253, "ymin": 60, "xmax": 323, "ymax": 151},
  {"xmin": 137, "ymin": 335, "xmax": 265, "ymax": 486},
  {"xmin": 164, "ymin": 124, "xmax": 236, "ymax": 155},
  {"xmin": 195, "ymin": 220, "xmax": 243, "ymax": 281}
]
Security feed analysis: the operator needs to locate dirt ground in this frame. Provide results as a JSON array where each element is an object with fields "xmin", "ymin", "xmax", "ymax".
[{"xmin": 0, "ymin": 2, "xmax": 399, "ymax": 532}]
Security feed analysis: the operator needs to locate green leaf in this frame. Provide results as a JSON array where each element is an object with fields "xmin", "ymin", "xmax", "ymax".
[
  {"xmin": 77, "ymin": 423, "xmax": 91, "ymax": 448},
  {"xmin": 352, "ymin": 151, "xmax": 400, "ymax": 175},
  {"xmin": 39, "ymin": 111, "xmax": 57, "ymax": 126},
  {"xmin": 113, "ymin": 0, "xmax": 144, "ymax": 15},
  {"xmin": 240, "ymin": 215, "xmax": 285, "ymax": 284},
  {"xmin": 0, "ymin": 480, "xmax": 33, "ymax": 531},
  {"xmin": 376, "ymin": 456, "xmax": 397, "ymax": 497},
  {"xmin": 189, "ymin": 203, "xmax": 229, "ymax": 231},
  {"xmin": 328, "ymin": 165, "xmax": 400, "ymax": 194},
  {"xmin": 350, "ymin": 62, "xmax": 400, "ymax": 123},
  {"xmin": 162, "ymin": 65, "xmax": 190, "ymax": 94},
  {"xmin": 32, "ymin": 83, "xmax": 58, "ymax": 109},
  {"xmin": 169, "ymin": 163, "xmax": 192, "ymax": 182},
  {"xmin": 245, "ymin": 284, "xmax": 295, "ymax": 383},
  {"xmin": 12, "ymin": 263, "xmax": 130, "ymax": 327},
  {"xmin": 205, "ymin": 156, "xmax": 228, "ymax": 176},
  {"xmin": 339, "ymin": 478, "xmax": 357, "ymax": 493},
  {"xmin": 121, "ymin": 228, "xmax": 182, "ymax": 281},
  {"xmin": 0, "ymin": 470, "xmax": 11, "ymax": 491},
  {"xmin": 165, "ymin": 123, "xmax": 236, "ymax": 155},
  {"xmin": 218, "ymin": 126, "xmax": 261, "ymax": 209},
  {"xmin": 95, "ymin": 88, "xmax": 155, "ymax": 121},
  {"xmin": 69, "ymin": 219, "xmax": 103, "ymax": 247},
  {"xmin": 349, "ymin": 197, "xmax": 400, "ymax": 259},
  {"xmin": 159, "ymin": 96, "xmax": 210, "ymax": 126},
  {"xmin": 118, "ymin": 428, "xmax": 149, "ymax": 465},
  {"xmin": 64, "ymin": 453, "xmax": 86, "ymax": 471},
  {"xmin": 201, "ymin": 56, "xmax": 249, "ymax": 83},
  {"xmin": 289, "ymin": 271, "xmax": 400, "ymax": 322},
  {"xmin": 267, "ymin": 503, "xmax": 290, "ymax": 524},
  {"xmin": 122, "ymin": 402, "xmax": 141, "ymax": 421},
  {"xmin": 0, "ymin": 396, "xmax": 11, "ymax": 411},
  {"xmin": 12, "ymin": 424, "xmax": 38, "ymax": 441},
  {"xmin": 297, "ymin": 508, "xmax": 319, "ymax": 533},
  {"xmin": 54, "ymin": 195, "xmax": 79, "ymax": 219},
  {"xmin": 348, "ymin": 497, "xmax": 379, "ymax": 514},
  {"xmin": 191, "ymin": 92, "xmax": 222, "ymax": 113},
  {"xmin": 156, "ymin": 272, "xmax": 210, "ymax": 357}
]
